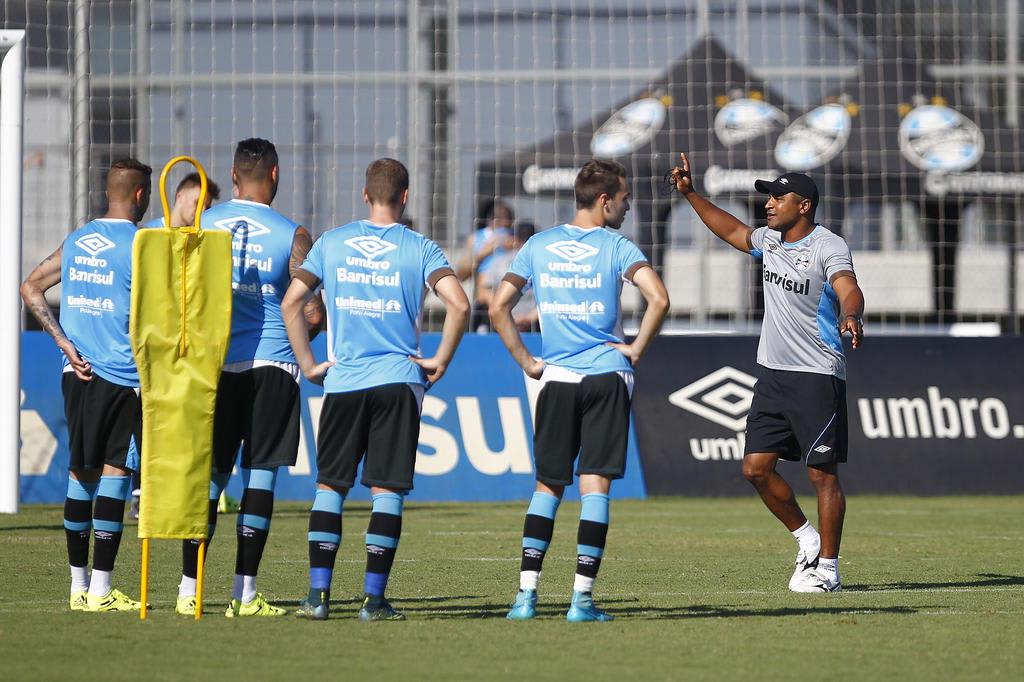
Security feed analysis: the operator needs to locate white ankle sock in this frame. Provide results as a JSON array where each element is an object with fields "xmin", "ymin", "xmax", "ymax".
[
  {"xmin": 791, "ymin": 521, "xmax": 821, "ymax": 555},
  {"xmin": 573, "ymin": 574, "xmax": 595, "ymax": 594},
  {"xmin": 818, "ymin": 557, "xmax": 839, "ymax": 574},
  {"xmin": 179, "ymin": 575, "xmax": 197, "ymax": 599},
  {"xmin": 70, "ymin": 565, "xmax": 89, "ymax": 593},
  {"xmin": 88, "ymin": 569, "xmax": 112, "ymax": 597},
  {"xmin": 520, "ymin": 570, "xmax": 539, "ymax": 591},
  {"xmin": 233, "ymin": 574, "xmax": 257, "ymax": 603}
]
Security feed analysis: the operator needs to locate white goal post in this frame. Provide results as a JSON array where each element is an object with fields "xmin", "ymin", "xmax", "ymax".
[{"xmin": 0, "ymin": 29, "xmax": 25, "ymax": 514}]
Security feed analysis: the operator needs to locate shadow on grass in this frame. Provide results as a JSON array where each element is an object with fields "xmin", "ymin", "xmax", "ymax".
[
  {"xmin": 844, "ymin": 573, "xmax": 1024, "ymax": 592},
  {"xmin": 408, "ymin": 601, "xmax": 924, "ymax": 620},
  {"xmin": 0, "ymin": 525, "xmax": 65, "ymax": 532}
]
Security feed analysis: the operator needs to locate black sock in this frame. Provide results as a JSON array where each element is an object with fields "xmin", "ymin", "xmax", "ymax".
[{"xmin": 92, "ymin": 475, "xmax": 130, "ymax": 573}]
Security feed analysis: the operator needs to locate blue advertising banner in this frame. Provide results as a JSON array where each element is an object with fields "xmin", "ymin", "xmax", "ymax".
[{"xmin": 19, "ymin": 332, "xmax": 646, "ymax": 504}]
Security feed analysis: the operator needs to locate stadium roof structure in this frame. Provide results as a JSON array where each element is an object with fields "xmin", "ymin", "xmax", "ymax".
[{"xmin": 475, "ymin": 35, "xmax": 791, "ymax": 260}]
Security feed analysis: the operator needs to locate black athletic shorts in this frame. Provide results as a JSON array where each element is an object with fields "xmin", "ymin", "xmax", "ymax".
[
  {"xmin": 744, "ymin": 367, "xmax": 848, "ymax": 466},
  {"xmin": 533, "ymin": 372, "xmax": 632, "ymax": 486},
  {"xmin": 315, "ymin": 383, "xmax": 422, "ymax": 491},
  {"xmin": 212, "ymin": 365, "xmax": 300, "ymax": 473},
  {"xmin": 62, "ymin": 372, "xmax": 141, "ymax": 472}
]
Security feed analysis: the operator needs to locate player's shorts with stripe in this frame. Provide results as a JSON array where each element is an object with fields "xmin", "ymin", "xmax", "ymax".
[
  {"xmin": 62, "ymin": 371, "xmax": 141, "ymax": 471},
  {"xmin": 315, "ymin": 383, "xmax": 424, "ymax": 491},
  {"xmin": 533, "ymin": 371, "xmax": 632, "ymax": 486},
  {"xmin": 212, "ymin": 365, "xmax": 300, "ymax": 473},
  {"xmin": 744, "ymin": 367, "xmax": 848, "ymax": 466}
]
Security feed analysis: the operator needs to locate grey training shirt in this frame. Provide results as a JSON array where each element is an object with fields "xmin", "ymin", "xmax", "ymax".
[{"xmin": 749, "ymin": 224, "xmax": 855, "ymax": 379}]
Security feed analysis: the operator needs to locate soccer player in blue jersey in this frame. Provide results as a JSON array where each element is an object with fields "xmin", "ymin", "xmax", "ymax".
[
  {"xmin": 281, "ymin": 158, "xmax": 470, "ymax": 621},
  {"xmin": 21, "ymin": 159, "xmax": 153, "ymax": 612},
  {"xmin": 142, "ymin": 172, "xmax": 221, "ymax": 228},
  {"xmin": 489, "ymin": 159, "xmax": 670, "ymax": 622},
  {"xmin": 173, "ymin": 138, "xmax": 320, "ymax": 617}
]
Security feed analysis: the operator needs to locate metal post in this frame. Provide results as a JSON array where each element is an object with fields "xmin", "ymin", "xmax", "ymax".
[
  {"xmin": 73, "ymin": 0, "xmax": 91, "ymax": 225},
  {"xmin": 0, "ymin": 30, "xmax": 26, "ymax": 514},
  {"xmin": 408, "ymin": 0, "xmax": 425, "ymax": 228},
  {"xmin": 172, "ymin": 0, "xmax": 187, "ymax": 153},
  {"xmin": 1007, "ymin": 0, "xmax": 1019, "ymax": 128},
  {"xmin": 135, "ymin": 0, "xmax": 151, "ymax": 160}
]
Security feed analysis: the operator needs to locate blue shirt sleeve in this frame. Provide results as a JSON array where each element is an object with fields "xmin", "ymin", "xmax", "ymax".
[
  {"xmin": 507, "ymin": 237, "xmax": 533, "ymax": 289},
  {"xmin": 422, "ymin": 238, "xmax": 452, "ymax": 283},
  {"xmin": 300, "ymin": 234, "xmax": 325, "ymax": 281},
  {"xmin": 615, "ymin": 237, "xmax": 648, "ymax": 283}
]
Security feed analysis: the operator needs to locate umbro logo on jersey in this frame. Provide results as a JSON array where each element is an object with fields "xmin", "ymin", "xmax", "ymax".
[
  {"xmin": 74, "ymin": 233, "xmax": 115, "ymax": 257},
  {"xmin": 668, "ymin": 366, "xmax": 757, "ymax": 432},
  {"xmin": 345, "ymin": 235, "xmax": 398, "ymax": 260},
  {"xmin": 546, "ymin": 240, "xmax": 599, "ymax": 262},
  {"xmin": 212, "ymin": 216, "xmax": 272, "ymax": 239},
  {"xmin": 813, "ymin": 445, "xmax": 832, "ymax": 453}
]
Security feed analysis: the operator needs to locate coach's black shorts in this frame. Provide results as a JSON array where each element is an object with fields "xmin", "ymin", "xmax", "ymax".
[
  {"xmin": 213, "ymin": 366, "xmax": 300, "ymax": 473},
  {"xmin": 62, "ymin": 372, "xmax": 141, "ymax": 472},
  {"xmin": 316, "ymin": 383, "xmax": 422, "ymax": 491},
  {"xmin": 744, "ymin": 367, "xmax": 848, "ymax": 466},
  {"xmin": 533, "ymin": 372, "xmax": 631, "ymax": 486}
]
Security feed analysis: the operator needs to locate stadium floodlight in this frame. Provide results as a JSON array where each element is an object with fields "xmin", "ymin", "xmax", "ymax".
[{"xmin": 0, "ymin": 29, "xmax": 25, "ymax": 515}]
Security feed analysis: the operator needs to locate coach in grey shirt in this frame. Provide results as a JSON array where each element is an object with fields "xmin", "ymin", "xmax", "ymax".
[{"xmin": 671, "ymin": 153, "xmax": 864, "ymax": 593}]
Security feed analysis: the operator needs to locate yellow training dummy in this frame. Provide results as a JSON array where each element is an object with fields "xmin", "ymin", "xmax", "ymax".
[{"xmin": 130, "ymin": 157, "xmax": 232, "ymax": 618}]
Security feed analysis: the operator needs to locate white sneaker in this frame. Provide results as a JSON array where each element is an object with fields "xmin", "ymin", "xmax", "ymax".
[
  {"xmin": 788, "ymin": 548, "xmax": 820, "ymax": 591},
  {"xmin": 790, "ymin": 565, "xmax": 842, "ymax": 593}
]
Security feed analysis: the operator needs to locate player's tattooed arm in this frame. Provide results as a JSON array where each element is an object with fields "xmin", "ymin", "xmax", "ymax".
[
  {"xmin": 831, "ymin": 271, "xmax": 865, "ymax": 349},
  {"xmin": 20, "ymin": 245, "xmax": 92, "ymax": 380},
  {"xmin": 671, "ymin": 152, "xmax": 754, "ymax": 253},
  {"xmin": 289, "ymin": 226, "xmax": 314, "ymax": 278},
  {"xmin": 290, "ymin": 227, "xmax": 325, "ymax": 339}
]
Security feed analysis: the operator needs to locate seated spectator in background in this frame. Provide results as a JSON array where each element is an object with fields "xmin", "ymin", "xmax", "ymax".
[
  {"xmin": 474, "ymin": 221, "xmax": 538, "ymax": 333},
  {"xmin": 456, "ymin": 199, "xmax": 515, "ymax": 329}
]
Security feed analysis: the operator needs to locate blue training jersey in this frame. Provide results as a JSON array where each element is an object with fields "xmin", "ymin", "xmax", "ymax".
[
  {"xmin": 507, "ymin": 225, "xmax": 648, "ymax": 375},
  {"xmin": 301, "ymin": 220, "xmax": 453, "ymax": 393},
  {"xmin": 202, "ymin": 199, "xmax": 300, "ymax": 364},
  {"xmin": 59, "ymin": 218, "xmax": 139, "ymax": 387},
  {"xmin": 141, "ymin": 216, "xmax": 165, "ymax": 228}
]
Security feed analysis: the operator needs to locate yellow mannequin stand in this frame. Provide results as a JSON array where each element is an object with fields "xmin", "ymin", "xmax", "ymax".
[{"xmin": 131, "ymin": 157, "xmax": 233, "ymax": 620}]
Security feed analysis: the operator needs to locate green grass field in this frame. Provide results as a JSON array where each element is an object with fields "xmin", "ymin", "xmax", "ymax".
[{"xmin": 1, "ymin": 495, "xmax": 1021, "ymax": 681}]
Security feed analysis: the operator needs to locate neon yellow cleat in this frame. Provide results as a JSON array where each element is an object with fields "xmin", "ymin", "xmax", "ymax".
[
  {"xmin": 85, "ymin": 588, "xmax": 142, "ymax": 612},
  {"xmin": 69, "ymin": 591, "xmax": 88, "ymax": 611},
  {"xmin": 225, "ymin": 593, "xmax": 286, "ymax": 617},
  {"xmin": 176, "ymin": 595, "xmax": 199, "ymax": 616}
]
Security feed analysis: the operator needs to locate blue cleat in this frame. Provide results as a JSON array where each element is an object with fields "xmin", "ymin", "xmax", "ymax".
[
  {"xmin": 565, "ymin": 591, "xmax": 613, "ymax": 622},
  {"xmin": 295, "ymin": 589, "xmax": 330, "ymax": 620},
  {"xmin": 506, "ymin": 589, "xmax": 538, "ymax": 620},
  {"xmin": 358, "ymin": 594, "xmax": 405, "ymax": 621}
]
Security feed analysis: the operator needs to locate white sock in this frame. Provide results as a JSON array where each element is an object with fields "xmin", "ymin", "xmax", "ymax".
[
  {"xmin": 178, "ymin": 575, "xmax": 197, "ymax": 599},
  {"xmin": 818, "ymin": 557, "xmax": 839, "ymax": 575},
  {"xmin": 233, "ymin": 574, "xmax": 257, "ymax": 603},
  {"xmin": 791, "ymin": 521, "xmax": 821, "ymax": 555},
  {"xmin": 573, "ymin": 574, "xmax": 595, "ymax": 594},
  {"xmin": 70, "ymin": 565, "xmax": 89, "ymax": 593},
  {"xmin": 520, "ymin": 570, "xmax": 539, "ymax": 591},
  {"xmin": 88, "ymin": 569, "xmax": 112, "ymax": 597}
]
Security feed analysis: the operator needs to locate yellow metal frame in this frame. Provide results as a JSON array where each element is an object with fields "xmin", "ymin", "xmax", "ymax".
[{"xmin": 139, "ymin": 155, "xmax": 211, "ymax": 622}]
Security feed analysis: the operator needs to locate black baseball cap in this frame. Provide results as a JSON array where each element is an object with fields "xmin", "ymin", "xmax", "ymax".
[{"xmin": 754, "ymin": 173, "xmax": 819, "ymax": 209}]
